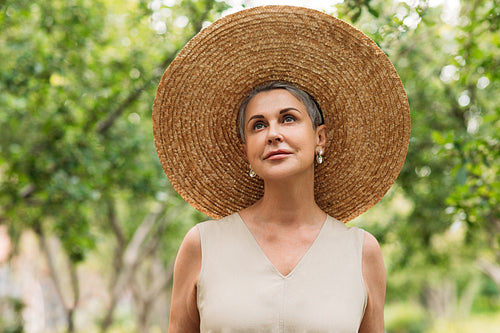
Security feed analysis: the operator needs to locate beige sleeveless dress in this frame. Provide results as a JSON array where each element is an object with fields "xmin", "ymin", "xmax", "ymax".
[{"xmin": 197, "ymin": 213, "xmax": 367, "ymax": 333}]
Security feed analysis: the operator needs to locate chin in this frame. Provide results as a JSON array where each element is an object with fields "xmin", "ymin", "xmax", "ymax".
[{"xmin": 259, "ymin": 166, "xmax": 313, "ymax": 181}]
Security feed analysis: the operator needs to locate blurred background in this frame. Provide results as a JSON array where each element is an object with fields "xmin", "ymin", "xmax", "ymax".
[{"xmin": 0, "ymin": 0, "xmax": 499, "ymax": 332}]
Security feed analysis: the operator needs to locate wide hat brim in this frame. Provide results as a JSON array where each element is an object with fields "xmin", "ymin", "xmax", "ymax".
[{"xmin": 153, "ymin": 5, "xmax": 410, "ymax": 222}]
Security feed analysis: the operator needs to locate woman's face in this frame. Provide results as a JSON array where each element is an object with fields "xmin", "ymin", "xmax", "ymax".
[{"xmin": 242, "ymin": 89, "xmax": 326, "ymax": 181}]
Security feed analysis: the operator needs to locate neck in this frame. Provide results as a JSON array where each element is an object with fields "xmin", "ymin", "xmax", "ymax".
[{"xmin": 244, "ymin": 168, "xmax": 325, "ymax": 227}]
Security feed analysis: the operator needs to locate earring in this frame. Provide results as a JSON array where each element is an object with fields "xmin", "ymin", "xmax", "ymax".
[
  {"xmin": 316, "ymin": 149, "xmax": 323, "ymax": 164},
  {"xmin": 249, "ymin": 165, "xmax": 256, "ymax": 178}
]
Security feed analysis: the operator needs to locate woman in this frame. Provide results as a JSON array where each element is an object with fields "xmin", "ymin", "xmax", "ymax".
[{"xmin": 153, "ymin": 6, "xmax": 410, "ymax": 333}]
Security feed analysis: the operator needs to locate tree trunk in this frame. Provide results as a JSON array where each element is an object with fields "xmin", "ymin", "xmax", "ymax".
[
  {"xmin": 424, "ymin": 279, "xmax": 456, "ymax": 319},
  {"xmin": 37, "ymin": 225, "xmax": 80, "ymax": 333},
  {"xmin": 477, "ymin": 258, "xmax": 500, "ymax": 291},
  {"xmin": 100, "ymin": 203, "xmax": 165, "ymax": 332}
]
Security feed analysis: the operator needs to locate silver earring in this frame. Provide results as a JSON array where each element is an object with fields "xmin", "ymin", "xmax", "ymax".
[
  {"xmin": 249, "ymin": 165, "xmax": 256, "ymax": 178},
  {"xmin": 316, "ymin": 149, "xmax": 323, "ymax": 164}
]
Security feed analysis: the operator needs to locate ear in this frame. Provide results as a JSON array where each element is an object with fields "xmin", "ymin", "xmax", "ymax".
[{"xmin": 315, "ymin": 124, "xmax": 327, "ymax": 151}]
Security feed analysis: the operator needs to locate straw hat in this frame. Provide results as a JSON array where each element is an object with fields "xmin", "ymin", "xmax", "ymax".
[{"xmin": 153, "ymin": 5, "xmax": 410, "ymax": 222}]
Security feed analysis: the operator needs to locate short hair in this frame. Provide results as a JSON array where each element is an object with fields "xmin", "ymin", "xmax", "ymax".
[{"xmin": 238, "ymin": 82, "xmax": 324, "ymax": 143}]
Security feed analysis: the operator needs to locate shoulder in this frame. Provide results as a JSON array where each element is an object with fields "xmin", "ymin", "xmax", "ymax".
[
  {"xmin": 197, "ymin": 213, "xmax": 242, "ymax": 241},
  {"xmin": 177, "ymin": 214, "xmax": 237, "ymax": 264},
  {"xmin": 361, "ymin": 231, "xmax": 385, "ymax": 288},
  {"xmin": 173, "ymin": 225, "xmax": 202, "ymax": 286},
  {"xmin": 362, "ymin": 231, "xmax": 383, "ymax": 262},
  {"xmin": 179, "ymin": 225, "xmax": 202, "ymax": 260}
]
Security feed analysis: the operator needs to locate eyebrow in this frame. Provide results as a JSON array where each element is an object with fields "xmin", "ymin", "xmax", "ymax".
[{"xmin": 247, "ymin": 107, "xmax": 300, "ymax": 123}]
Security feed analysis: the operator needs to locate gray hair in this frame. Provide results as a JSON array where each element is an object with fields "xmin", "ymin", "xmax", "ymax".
[{"xmin": 238, "ymin": 82, "xmax": 324, "ymax": 143}]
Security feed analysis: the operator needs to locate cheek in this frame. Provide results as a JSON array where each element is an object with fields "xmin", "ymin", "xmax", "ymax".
[
  {"xmin": 289, "ymin": 127, "xmax": 316, "ymax": 146},
  {"xmin": 244, "ymin": 138, "xmax": 261, "ymax": 159}
]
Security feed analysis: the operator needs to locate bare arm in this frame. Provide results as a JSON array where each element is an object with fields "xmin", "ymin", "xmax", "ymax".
[
  {"xmin": 169, "ymin": 226, "xmax": 202, "ymax": 333},
  {"xmin": 358, "ymin": 231, "xmax": 386, "ymax": 333}
]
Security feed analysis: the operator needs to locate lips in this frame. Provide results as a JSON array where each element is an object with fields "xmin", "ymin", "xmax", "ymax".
[{"xmin": 264, "ymin": 149, "xmax": 292, "ymax": 160}]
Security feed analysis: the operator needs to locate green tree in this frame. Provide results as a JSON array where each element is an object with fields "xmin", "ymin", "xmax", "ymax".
[{"xmin": 0, "ymin": 0, "xmax": 227, "ymax": 331}]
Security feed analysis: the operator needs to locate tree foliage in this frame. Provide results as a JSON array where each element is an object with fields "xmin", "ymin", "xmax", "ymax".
[{"xmin": 1, "ymin": 0, "xmax": 227, "ymax": 331}]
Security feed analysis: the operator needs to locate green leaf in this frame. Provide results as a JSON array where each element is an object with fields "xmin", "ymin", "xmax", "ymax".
[{"xmin": 456, "ymin": 166, "xmax": 468, "ymax": 186}]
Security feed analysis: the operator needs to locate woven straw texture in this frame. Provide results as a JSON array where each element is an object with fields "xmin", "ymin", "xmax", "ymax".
[{"xmin": 153, "ymin": 5, "xmax": 411, "ymax": 222}]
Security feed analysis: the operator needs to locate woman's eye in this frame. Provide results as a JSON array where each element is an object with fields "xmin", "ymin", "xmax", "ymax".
[
  {"xmin": 283, "ymin": 115, "xmax": 295, "ymax": 123},
  {"xmin": 253, "ymin": 122, "xmax": 265, "ymax": 130}
]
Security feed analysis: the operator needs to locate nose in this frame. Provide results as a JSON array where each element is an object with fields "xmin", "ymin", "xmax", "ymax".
[
  {"xmin": 267, "ymin": 136, "xmax": 282, "ymax": 144},
  {"xmin": 267, "ymin": 123, "xmax": 283, "ymax": 144}
]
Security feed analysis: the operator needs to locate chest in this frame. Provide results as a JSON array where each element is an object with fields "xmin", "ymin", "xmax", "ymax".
[
  {"xmin": 200, "ymin": 274, "xmax": 365, "ymax": 333},
  {"xmin": 254, "ymin": 228, "xmax": 321, "ymax": 277},
  {"xmin": 197, "ymin": 217, "xmax": 367, "ymax": 333}
]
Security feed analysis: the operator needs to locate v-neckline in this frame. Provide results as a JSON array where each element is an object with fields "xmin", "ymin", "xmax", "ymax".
[{"xmin": 235, "ymin": 212, "xmax": 329, "ymax": 279}]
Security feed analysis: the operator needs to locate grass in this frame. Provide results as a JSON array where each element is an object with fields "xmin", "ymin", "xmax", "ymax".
[{"xmin": 426, "ymin": 312, "xmax": 500, "ymax": 333}]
